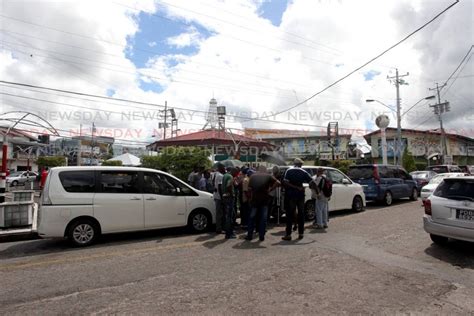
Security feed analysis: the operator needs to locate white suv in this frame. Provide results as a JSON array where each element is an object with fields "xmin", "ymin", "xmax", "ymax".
[
  {"xmin": 38, "ymin": 166, "xmax": 216, "ymax": 247},
  {"xmin": 423, "ymin": 176, "xmax": 474, "ymax": 244}
]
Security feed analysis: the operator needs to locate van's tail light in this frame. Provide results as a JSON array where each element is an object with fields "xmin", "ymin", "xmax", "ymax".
[
  {"xmin": 40, "ymin": 173, "xmax": 52, "ymax": 205},
  {"xmin": 424, "ymin": 199, "xmax": 432, "ymax": 215},
  {"xmin": 373, "ymin": 167, "xmax": 380, "ymax": 184}
]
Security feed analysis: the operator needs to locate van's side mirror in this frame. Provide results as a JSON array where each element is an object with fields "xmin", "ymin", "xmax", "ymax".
[{"xmin": 342, "ymin": 178, "xmax": 351, "ymax": 185}]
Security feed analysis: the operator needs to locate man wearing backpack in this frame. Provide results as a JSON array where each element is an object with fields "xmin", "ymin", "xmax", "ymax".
[{"xmin": 313, "ymin": 168, "xmax": 331, "ymax": 229}]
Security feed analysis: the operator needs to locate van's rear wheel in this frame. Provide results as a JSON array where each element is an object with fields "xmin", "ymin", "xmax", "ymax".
[
  {"xmin": 188, "ymin": 210, "xmax": 211, "ymax": 233},
  {"xmin": 68, "ymin": 219, "xmax": 98, "ymax": 247},
  {"xmin": 410, "ymin": 188, "xmax": 418, "ymax": 201}
]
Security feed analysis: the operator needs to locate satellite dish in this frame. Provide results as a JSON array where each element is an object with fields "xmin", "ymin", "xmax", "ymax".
[{"xmin": 375, "ymin": 115, "xmax": 390, "ymax": 129}]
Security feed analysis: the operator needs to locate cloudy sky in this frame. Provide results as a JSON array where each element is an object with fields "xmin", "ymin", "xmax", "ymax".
[{"xmin": 0, "ymin": 0, "xmax": 472, "ymax": 146}]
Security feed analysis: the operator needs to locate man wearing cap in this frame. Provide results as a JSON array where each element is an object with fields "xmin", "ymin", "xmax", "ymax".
[{"xmin": 282, "ymin": 158, "xmax": 313, "ymax": 241}]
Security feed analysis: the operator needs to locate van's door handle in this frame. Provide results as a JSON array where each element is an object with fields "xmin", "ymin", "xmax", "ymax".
[
  {"xmin": 130, "ymin": 197, "xmax": 141, "ymax": 200},
  {"xmin": 146, "ymin": 197, "xmax": 157, "ymax": 201}
]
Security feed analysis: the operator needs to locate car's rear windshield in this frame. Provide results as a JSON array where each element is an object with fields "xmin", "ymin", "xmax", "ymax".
[
  {"xmin": 347, "ymin": 166, "xmax": 374, "ymax": 180},
  {"xmin": 434, "ymin": 179, "xmax": 474, "ymax": 200},
  {"xmin": 411, "ymin": 172, "xmax": 429, "ymax": 179},
  {"xmin": 427, "ymin": 166, "xmax": 448, "ymax": 173}
]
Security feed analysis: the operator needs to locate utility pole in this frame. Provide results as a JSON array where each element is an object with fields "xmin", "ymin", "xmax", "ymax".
[
  {"xmin": 163, "ymin": 101, "xmax": 167, "ymax": 140},
  {"xmin": 387, "ymin": 68, "xmax": 409, "ymax": 165},
  {"xmin": 77, "ymin": 123, "xmax": 82, "ymax": 166},
  {"xmin": 90, "ymin": 122, "xmax": 95, "ymax": 166},
  {"xmin": 429, "ymin": 83, "xmax": 449, "ymax": 164}
]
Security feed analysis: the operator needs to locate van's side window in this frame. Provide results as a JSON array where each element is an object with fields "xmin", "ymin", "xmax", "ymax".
[
  {"xmin": 100, "ymin": 171, "xmax": 140, "ymax": 193},
  {"xmin": 328, "ymin": 170, "xmax": 345, "ymax": 184},
  {"xmin": 59, "ymin": 171, "xmax": 95, "ymax": 193},
  {"xmin": 143, "ymin": 172, "xmax": 176, "ymax": 195}
]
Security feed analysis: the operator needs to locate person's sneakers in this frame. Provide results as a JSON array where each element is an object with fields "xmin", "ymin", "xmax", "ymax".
[
  {"xmin": 225, "ymin": 234, "xmax": 237, "ymax": 239},
  {"xmin": 313, "ymin": 223, "xmax": 323, "ymax": 229},
  {"xmin": 244, "ymin": 235, "xmax": 253, "ymax": 241},
  {"xmin": 259, "ymin": 237, "xmax": 265, "ymax": 241},
  {"xmin": 298, "ymin": 234, "xmax": 304, "ymax": 240},
  {"xmin": 323, "ymin": 224, "xmax": 328, "ymax": 229},
  {"xmin": 282, "ymin": 235, "xmax": 292, "ymax": 241}
]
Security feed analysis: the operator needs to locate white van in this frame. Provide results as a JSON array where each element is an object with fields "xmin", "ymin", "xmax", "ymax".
[{"xmin": 38, "ymin": 166, "xmax": 215, "ymax": 247}]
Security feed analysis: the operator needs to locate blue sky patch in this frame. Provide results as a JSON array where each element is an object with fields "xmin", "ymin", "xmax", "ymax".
[
  {"xmin": 126, "ymin": 11, "xmax": 213, "ymax": 69},
  {"xmin": 139, "ymin": 79, "xmax": 164, "ymax": 93},
  {"xmin": 258, "ymin": 0, "xmax": 289, "ymax": 26},
  {"xmin": 363, "ymin": 70, "xmax": 381, "ymax": 81}
]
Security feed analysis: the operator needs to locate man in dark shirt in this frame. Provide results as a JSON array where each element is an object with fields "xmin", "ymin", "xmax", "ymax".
[
  {"xmin": 245, "ymin": 166, "xmax": 280, "ymax": 241},
  {"xmin": 282, "ymin": 158, "xmax": 312, "ymax": 241}
]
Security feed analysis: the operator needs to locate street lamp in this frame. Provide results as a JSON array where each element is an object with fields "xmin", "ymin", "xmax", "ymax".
[
  {"xmin": 366, "ymin": 95, "xmax": 436, "ymax": 165},
  {"xmin": 401, "ymin": 95, "xmax": 436, "ymax": 117}
]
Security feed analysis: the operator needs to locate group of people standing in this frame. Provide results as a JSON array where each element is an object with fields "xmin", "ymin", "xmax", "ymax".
[{"xmin": 188, "ymin": 158, "xmax": 332, "ymax": 242}]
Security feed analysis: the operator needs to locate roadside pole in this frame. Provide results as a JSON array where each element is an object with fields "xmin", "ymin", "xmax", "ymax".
[{"xmin": 1, "ymin": 136, "xmax": 7, "ymax": 203}]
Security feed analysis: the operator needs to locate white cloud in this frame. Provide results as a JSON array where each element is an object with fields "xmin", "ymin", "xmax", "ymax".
[
  {"xmin": 166, "ymin": 26, "xmax": 202, "ymax": 48},
  {"xmin": 1, "ymin": 0, "xmax": 472, "ymax": 145}
]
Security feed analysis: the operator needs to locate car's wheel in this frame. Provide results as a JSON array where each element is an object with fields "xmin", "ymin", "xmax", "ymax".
[
  {"xmin": 67, "ymin": 219, "xmax": 99, "ymax": 247},
  {"xmin": 352, "ymin": 195, "xmax": 364, "ymax": 212},
  {"xmin": 11, "ymin": 180, "xmax": 18, "ymax": 187},
  {"xmin": 304, "ymin": 200, "xmax": 316, "ymax": 221},
  {"xmin": 383, "ymin": 191, "xmax": 393, "ymax": 206},
  {"xmin": 410, "ymin": 188, "xmax": 418, "ymax": 201},
  {"xmin": 188, "ymin": 209, "xmax": 211, "ymax": 233},
  {"xmin": 430, "ymin": 234, "xmax": 449, "ymax": 245}
]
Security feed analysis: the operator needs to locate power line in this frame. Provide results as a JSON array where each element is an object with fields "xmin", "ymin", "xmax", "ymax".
[
  {"xmin": 1, "ymin": 37, "xmax": 320, "ymax": 96},
  {"xmin": 242, "ymin": 0, "xmax": 460, "ymax": 122},
  {"xmin": 0, "ymin": 81, "xmax": 331, "ymax": 128}
]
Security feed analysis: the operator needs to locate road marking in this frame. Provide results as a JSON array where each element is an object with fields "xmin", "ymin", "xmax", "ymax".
[{"xmin": 0, "ymin": 241, "xmax": 202, "ymax": 271}]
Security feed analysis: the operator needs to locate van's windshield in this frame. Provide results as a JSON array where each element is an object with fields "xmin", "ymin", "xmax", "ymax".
[{"xmin": 347, "ymin": 167, "xmax": 374, "ymax": 180}]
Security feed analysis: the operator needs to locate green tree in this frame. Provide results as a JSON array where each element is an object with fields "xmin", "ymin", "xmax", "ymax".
[
  {"xmin": 101, "ymin": 160, "xmax": 123, "ymax": 166},
  {"xmin": 141, "ymin": 146, "xmax": 211, "ymax": 181},
  {"xmin": 402, "ymin": 147, "xmax": 416, "ymax": 172},
  {"xmin": 37, "ymin": 156, "xmax": 67, "ymax": 168},
  {"xmin": 328, "ymin": 159, "xmax": 354, "ymax": 174}
]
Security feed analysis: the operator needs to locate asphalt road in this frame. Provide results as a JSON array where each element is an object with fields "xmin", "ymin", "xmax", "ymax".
[{"xmin": 1, "ymin": 200, "xmax": 473, "ymax": 314}]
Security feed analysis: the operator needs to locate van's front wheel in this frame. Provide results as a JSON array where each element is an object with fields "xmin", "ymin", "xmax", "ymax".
[{"xmin": 68, "ymin": 219, "xmax": 98, "ymax": 247}]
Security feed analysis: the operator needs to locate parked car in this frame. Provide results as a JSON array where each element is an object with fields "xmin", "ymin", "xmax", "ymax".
[
  {"xmin": 38, "ymin": 166, "xmax": 216, "ymax": 247},
  {"xmin": 420, "ymin": 172, "xmax": 467, "ymax": 201},
  {"xmin": 426, "ymin": 165, "xmax": 462, "ymax": 173},
  {"xmin": 347, "ymin": 164, "xmax": 418, "ymax": 206},
  {"xmin": 423, "ymin": 176, "xmax": 474, "ymax": 245},
  {"xmin": 274, "ymin": 165, "xmax": 366, "ymax": 221},
  {"xmin": 459, "ymin": 165, "xmax": 473, "ymax": 175},
  {"xmin": 410, "ymin": 170, "xmax": 437, "ymax": 190},
  {"xmin": 6, "ymin": 171, "xmax": 38, "ymax": 186}
]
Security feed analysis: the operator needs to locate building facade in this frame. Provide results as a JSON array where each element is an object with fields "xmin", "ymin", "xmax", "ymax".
[
  {"xmin": 0, "ymin": 127, "xmax": 42, "ymax": 172},
  {"xmin": 244, "ymin": 128, "xmax": 352, "ymax": 162},
  {"xmin": 364, "ymin": 128, "xmax": 474, "ymax": 165}
]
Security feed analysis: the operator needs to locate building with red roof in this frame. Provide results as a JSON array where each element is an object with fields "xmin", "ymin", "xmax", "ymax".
[{"xmin": 147, "ymin": 129, "xmax": 276, "ymax": 162}]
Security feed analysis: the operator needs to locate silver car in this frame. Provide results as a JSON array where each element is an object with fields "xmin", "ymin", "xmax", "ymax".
[
  {"xmin": 6, "ymin": 171, "xmax": 38, "ymax": 186},
  {"xmin": 423, "ymin": 176, "xmax": 474, "ymax": 244}
]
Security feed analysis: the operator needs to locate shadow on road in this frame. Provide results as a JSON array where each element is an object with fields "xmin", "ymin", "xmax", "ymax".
[
  {"xmin": 202, "ymin": 238, "xmax": 228, "ymax": 249},
  {"xmin": 0, "ymin": 227, "xmax": 193, "ymax": 260},
  {"xmin": 424, "ymin": 241, "xmax": 474, "ymax": 269},
  {"xmin": 232, "ymin": 241, "xmax": 266, "ymax": 249}
]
